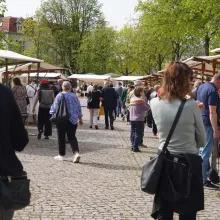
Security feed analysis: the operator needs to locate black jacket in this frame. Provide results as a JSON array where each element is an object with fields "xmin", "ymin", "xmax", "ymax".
[
  {"xmin": 88, "ymin": 90, "xmax": 101, "ymax": 109},
  {"xmin": 0, "ymin": 84, "xmax": 29, "ymax": 176},
  {"xmin": 101, "ymin": 87, "xmax": 118, "ymax": 108}
]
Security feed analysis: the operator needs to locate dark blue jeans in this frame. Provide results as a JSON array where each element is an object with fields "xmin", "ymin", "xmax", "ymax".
[
  {"xmin": 116, "ymin": 100, "xmax": 122, "ymax": 116},
  {"xmin": 130, "ymin": 121, "xmax": 145, "ymax": 150}
]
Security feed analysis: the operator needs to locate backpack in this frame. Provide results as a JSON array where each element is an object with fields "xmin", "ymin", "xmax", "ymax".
[{"xmin": 39, "ymin": 89, "xmax": 53, "ymax": 108}]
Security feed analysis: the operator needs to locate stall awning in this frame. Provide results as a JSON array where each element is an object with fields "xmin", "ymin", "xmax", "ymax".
[
  {"xmin": 68, "ymin": 74, "xmax": 110, "ymax": 83},
  {"xmin": 0, "ymin": 50, "xmax": 43, "ymax": 62},
  {"xmin": 114, "ymin": 76, "xmax": 148, "ymax": 81}
]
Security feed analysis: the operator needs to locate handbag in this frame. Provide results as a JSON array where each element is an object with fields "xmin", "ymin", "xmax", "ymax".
[
  {"xmin": 141, "ymin": 100, "xmax": 186, "ymax": 194},
  {"xmin": 26, "ymin": 96, "xmax": 30, "ymax": 105},
  {"xmin": 0, "ymin": 174, "xmax": 31, "ymax": 211},
  {"xmin": 50, "ymin": 94, "xmax": 69, "ymax": 125},
  {"xmin": 160, "ymin": 152, "xmax": 192, "ymax": 202}
]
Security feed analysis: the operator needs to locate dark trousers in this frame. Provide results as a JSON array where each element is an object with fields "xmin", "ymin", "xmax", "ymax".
[
  {"xmin": 158, "ymin": 209, "xmax": 196, "ymax": 220},
  {"xmin": 0, "ymin": 205, "xmax": 14, "ymax": 220},
  {"xmin": 56, "ymin": 121, "xmax": 79, "ymax": 156},
  {"xmin": 38, "ymin": 107, "xmax": 52, "ymax": 136},
  {"xmin": 152, "ymin": 118, "xmax": 158, "ymax": 135},
  {"xmin": 127, "ymin": 110, "xmax": 130, "ymax": 122},
  {"xmin": 130, "ymin": 121, "xmax": 144, "ymax": 150},
  {"xmin": 104, "ymin": 107, "xmax": 114, "ymax": 127},
  {"xmin": 147, "ymin": 109, "xmax": 153, "ymax": 126}
]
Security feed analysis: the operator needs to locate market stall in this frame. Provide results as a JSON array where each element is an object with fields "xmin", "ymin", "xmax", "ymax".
[{"xmin": 0, "ymin": 50, "xmax": 43, "ymax": 84}]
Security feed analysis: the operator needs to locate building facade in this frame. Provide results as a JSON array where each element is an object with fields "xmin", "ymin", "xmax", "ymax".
[{"xmin": 0, "ymin": 16, "xmax": 30, "ymax": 51}]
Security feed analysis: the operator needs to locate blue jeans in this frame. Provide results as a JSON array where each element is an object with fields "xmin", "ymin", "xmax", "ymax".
[
  {"xmin": 116, "ymin": 100, "xmax": 121, "ymax": 116},
  {"xmin": 200, "ymin": 126, "xmax": 213, "ymax": 183},
  {"xmin": 130, "ymin": 121, "xmax": 145, "ymax": 150}
]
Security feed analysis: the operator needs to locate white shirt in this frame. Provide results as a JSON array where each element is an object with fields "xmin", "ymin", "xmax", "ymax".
[{"xmin": 87, "ymin": 85, "xmax": 93, "ymax": 93}]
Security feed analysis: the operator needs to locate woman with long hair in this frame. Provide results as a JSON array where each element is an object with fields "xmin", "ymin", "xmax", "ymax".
[
  {"xmin": 12, "ymin": 77, "xmax": 28, "ymax": 119},
  {"xmin": 150, "ymin": 62, "xmax": 206, "ymax": 220}
]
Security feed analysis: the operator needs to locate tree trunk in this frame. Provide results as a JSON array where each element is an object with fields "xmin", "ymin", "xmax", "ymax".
[
  {"xmin": 158, "ymin": 54, "xmax": 162, "ymax": 71},
  {"xmin": 125, "ymin": 66, "xmax": 129, "ymax": 76},
  {"xmin": 204, "ymin": 35, "xmax": 210, "ymax": 56}
]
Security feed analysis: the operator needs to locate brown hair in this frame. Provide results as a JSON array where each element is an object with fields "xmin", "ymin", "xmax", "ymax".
[
  {"xmin": 134, "ymin": 86, "xmax": 144, "ymax": 97},
  {"xmin": 13, "ymin": 77, "xmax": 22, "ymax": 86},
  {"xmin": 159, "ymin": 62, "xmax": 193, "ymax": 102}
]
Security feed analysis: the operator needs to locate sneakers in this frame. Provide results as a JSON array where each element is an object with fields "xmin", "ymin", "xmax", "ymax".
[
  {"xmin": 203, "ymin": 180, "xmax": 219, "ymax": 190},
  {"xmin": 54, "ymin": 155, "xmax": 64, "ymax": 161},
  {"xmin": 73, "ymin": 153, "xmax": 80, "ymax": 163}
]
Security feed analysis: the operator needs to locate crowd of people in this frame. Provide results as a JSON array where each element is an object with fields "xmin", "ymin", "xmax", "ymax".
[{"xmin": 1, "ymin": 61, "xmax": 220, "ymax": 219}]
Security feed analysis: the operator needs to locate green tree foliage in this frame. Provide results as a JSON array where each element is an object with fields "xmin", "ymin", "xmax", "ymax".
[
  {"xmin": 19, "ymin": 0, "xmax": 220, "ymax": 75},
  {"xmin": 35, "ymin": 0, "xmax": 105, "ymax": 73},
  {"xmin": 78, "ymin": 26, "xmax": 117, "ymax": 74},
  {"xmin": 20, "ymin": 17, "xmax": 54, "ymax": 62},
  {"xmin": 0, "ymin": 0, "xmax": 7, "ymax": 50},
  {"xmin": 113, "ymin": 26, "xmax": 138, "ymax": 76}
]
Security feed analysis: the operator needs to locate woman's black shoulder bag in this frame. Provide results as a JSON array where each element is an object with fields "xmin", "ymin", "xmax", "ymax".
[
  {"xmin": 141, "ymin": 100, "xmax": 186, "ymax": 195},
  {"xmin": 50, "ymin": 94, "xmax": 69, "ymax": 125},
  {"xmin": 0, "ymin": 173, "xmax": 31, "ymax": 211}
]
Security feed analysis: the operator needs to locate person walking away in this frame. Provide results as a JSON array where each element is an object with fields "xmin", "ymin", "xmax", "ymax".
[
  {"xmin": 115, "ymin": 82, "xmax": 123, "ymax": 117},
  {"xmin": 125, "ymin": 85, "xmax": 135, "ymax": 123},
  {"xmin": 82, "ymin": 82, "xmax": 87, "ymax": 92},
  {"xmin": 0, "ymin": 84, "xmax": 29, "ymax": 219},
  {"xmin": 130, "ymin": 86, "xmax": 150, "ymax": 152},
  {"xmin": 26, "ymin": 80, "xmax": 38, "ymax": 118},
  {"xmin": 150, "ymin": 61, "xmax": 206, "ymax": 220},
  {"xmin": 150, "ymin": 85, "xmax": 161, "ymax": 136},
  {"xmin": 197, "ymin": 74, "xmax": 220, "ymax": 189},
  {"xmin": 101, "ymin": 81, "xmax": 118, "ymax": 130},
  {"xmin": 32, "ymin": 80, "xmax": 54, "ymax": 139},
  {"xmin": 86, "ymin": 83, "xmax": 93, "ymax": 96},
  {"xmin": 49, "ymin": 81, "xmax": 59, "ymax": 97},
  {"xmin": 121, "ymin": 85, "xmax": 129, "ymax": 121},
  {"xmin": 50, "ymin": 81, "xmax": 83, "ymax": 162},
  {"xmin": 55, "ymin": 79, "xmax": 63, "ymax": 96},
  {"xmin": 12, "ymin": 77, "xmax": 28, "ymax": 122},
  {"xmin": 88, "ymin": 84, "xmax": 101, "ymax": 129},
  {"xmin": 192, "ymin": 80, "xmax": 202, "ymax": 100}
]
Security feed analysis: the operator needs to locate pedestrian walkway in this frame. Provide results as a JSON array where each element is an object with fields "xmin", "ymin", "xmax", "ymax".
[{"xmin": 14, "ymin": 109, "xmax": 220, "ymax": 220}]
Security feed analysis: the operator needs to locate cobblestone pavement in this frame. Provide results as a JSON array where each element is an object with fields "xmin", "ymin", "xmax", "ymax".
[{"xmin": 14, "ymin": 108, "xmax": 220, "ymax": 220}]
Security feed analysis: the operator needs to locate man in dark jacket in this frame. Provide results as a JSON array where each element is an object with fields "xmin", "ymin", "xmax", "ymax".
[
  {"xmin": 0, "ymin": 84, "xmax": 29, "ymax": 219},
  {"xmin": 101, "ymin": 81, "xmax": 118, "ymax": 130}
]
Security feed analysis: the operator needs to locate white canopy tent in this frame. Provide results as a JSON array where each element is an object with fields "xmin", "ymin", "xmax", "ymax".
[
  {"xmin": 0, "ymin": 50, "xmax": 43, "ymax": 62},
  {"xmin": 21, "ymin": 72, "xmax": 62, "ymax": 78},
  {"xmin": 68, "ymin": 74, "xmax": 110, "ymax": 83},
  {"xmin": 113, "ymin": 76, "xmax": 147, "ymax": 81},
  {"xmin": 0, "ymin": 50, "xmax": 44, "ymax": 84}
]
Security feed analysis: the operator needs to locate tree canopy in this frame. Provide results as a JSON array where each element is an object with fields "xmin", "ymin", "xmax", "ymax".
[{"xmin": 12, "ymin": 0, "xmax": 220, "ymax": 75}]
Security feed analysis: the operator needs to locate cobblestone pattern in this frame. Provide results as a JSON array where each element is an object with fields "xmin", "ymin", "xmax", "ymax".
[{"xmin": 13, "ymin": 108, "xmax": 220, "ymax": 220}]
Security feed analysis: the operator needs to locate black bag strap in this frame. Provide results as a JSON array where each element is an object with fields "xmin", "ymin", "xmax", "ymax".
[{"xmin": 162, "ymin": 100, "xmax": 186, "ymax": 152}]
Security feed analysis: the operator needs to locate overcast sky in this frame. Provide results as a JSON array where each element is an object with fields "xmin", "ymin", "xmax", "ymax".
[{"xmin": 5, "ymin": 0, "xmax": 138, "ymax": 29}]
